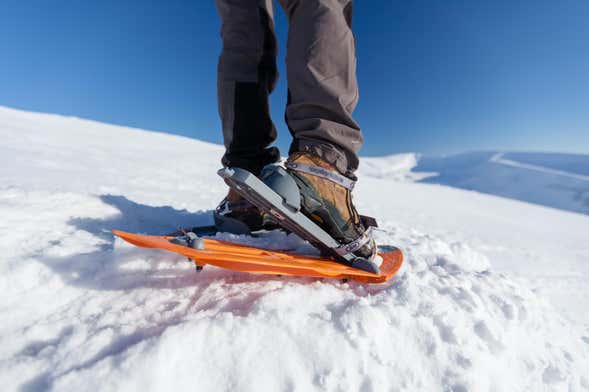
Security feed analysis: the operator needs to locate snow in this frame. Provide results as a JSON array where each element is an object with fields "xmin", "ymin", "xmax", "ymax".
[
  {"xmin": 490, "ymin": 152, "xmax": 589, "ymax": 182},
  {"xmin": 401, "ymin": 151, "xmax": 589, "ymax": 215},
  {"xmin": 0, "ymin": 105, "xmax": 588, "ymax": 391},
  {"xmin": 358, "ymin": 153, "xmax": 436, "ymax": 182}
]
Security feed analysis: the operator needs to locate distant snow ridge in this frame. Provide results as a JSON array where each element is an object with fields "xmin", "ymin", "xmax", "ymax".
[
  {"xmin": 360, "ymin": 150, "xmax": 589, "ymax": 214},
  {"xmin": 421, "ymin": 151, "xmax": 589, "ymax": 214},
  {"xmin": 490, "ymin": 152, "xmax": 589, "ymax": 182}
]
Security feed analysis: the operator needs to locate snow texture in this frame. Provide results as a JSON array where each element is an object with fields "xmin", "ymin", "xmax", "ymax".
[{"xmin": 0, "ymin": 106, "xmax": 588, "ymax": 391}]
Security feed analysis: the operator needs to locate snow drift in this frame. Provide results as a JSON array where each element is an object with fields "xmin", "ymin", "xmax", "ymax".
[{"xmin": 0, "ymin": 106, "xmax": 588, "ymax": 391}]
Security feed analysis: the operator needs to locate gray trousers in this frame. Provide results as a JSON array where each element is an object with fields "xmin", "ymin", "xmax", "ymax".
[{"xmin": 215, "ymin": 0, "xmax": 362, "ymax": 177}]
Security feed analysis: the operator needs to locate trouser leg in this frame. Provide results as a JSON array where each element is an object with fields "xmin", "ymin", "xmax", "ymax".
[
  {"xmin": 215, "ymin": 0, "xmax": 280, "ymax": 175},
  {"xmin": 278, "ymin": 0, "xmax": 362, "ymax": 176}
]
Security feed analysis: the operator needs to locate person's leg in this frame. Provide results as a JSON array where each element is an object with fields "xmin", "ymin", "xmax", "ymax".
[
  {"xmin": 278, "ymin": 0, "xmax": 361, "ymax": 177},
  {"xmin": 269, "ymin": 0, "xmax": 375, "ymax": 261},
  {"xmin": 215, "ymin": 0, "xmax": 280, "ymax": 175},
  {"xmin": 213, "ymin": 0, "xmax": 281, "ymax": 233}
]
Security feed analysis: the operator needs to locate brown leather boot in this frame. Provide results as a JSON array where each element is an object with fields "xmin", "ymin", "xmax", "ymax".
[
  {"xmin": 215, "ymin": 188, "xmax": 277, "ymax": 234},
  {"xmin": 285, "ymin": 153, "xmax": 377, "ymax": 261}
]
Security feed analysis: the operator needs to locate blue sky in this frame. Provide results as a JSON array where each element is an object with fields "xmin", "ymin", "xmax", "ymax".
[{"xmin": 0, "ymin": 0, "xmax": 588, "ymax": 156}]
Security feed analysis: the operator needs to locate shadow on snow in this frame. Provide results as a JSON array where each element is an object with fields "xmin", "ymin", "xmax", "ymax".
[{"xmin": 39, "ymin": 194, "xmax": 384, "ymax": 292}]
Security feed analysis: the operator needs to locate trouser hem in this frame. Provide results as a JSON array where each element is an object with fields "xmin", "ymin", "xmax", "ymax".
[{"xmin": 222, "ymin": 146, "xmax": 281, "ymax": 176}]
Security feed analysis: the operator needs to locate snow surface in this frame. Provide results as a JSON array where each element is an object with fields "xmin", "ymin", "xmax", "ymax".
[
  {"xmin": 1, "ymin": 105, "xmax": 588, "ymax": 391},
  {"xmin": 402, "ymin": 151, "xmax": 589, "ymax": 215}
]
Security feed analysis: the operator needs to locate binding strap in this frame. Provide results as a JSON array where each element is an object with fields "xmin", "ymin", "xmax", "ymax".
[
  {"xmin": 333, "ymin": 227, "xmax": 373, "ymax": 257},
  {"xmin": 285, "ymin": 162, "xmax": 356, "ymax": 190}
]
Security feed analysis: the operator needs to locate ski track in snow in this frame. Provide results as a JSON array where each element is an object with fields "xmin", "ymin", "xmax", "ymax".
[
  {"xmin": 405, "ymin": 151, "xmax": 589, "ymax": 215},
  {"xmin": 0, "ymin": 106, "xmax": 588, "ymax": 391},
  {"xmin": 490, "ymin": 152, "xmax": 589, "ymax": 182}
]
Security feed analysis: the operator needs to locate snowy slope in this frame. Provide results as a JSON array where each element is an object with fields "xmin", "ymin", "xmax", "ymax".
[
  {"xmin": 1, "ymin": 106, "xmax": 588, "ymax": 391},
  {"xmin": 404, "ymin": 151, "xmax": 589, "ymax": 215}
]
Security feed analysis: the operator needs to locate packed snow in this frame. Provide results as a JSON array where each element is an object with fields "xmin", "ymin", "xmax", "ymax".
[{"xmin": 0, "ymin": 106, "xmax": 588, "ymax": 391}]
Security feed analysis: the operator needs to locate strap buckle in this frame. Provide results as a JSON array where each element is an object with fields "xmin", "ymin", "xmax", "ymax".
[{"xmin": 333, "ymin": 227, "xmax": 373, "ymax": 257}]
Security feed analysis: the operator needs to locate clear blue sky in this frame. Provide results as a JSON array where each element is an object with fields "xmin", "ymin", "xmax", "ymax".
[{"xmin": 1, "ymin": 0, "xmax": 588, "ymax": 155}]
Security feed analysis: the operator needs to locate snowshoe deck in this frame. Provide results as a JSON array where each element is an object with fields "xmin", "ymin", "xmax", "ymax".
[{"xmin": 113, "ymin": 230, "xmax": 403, "ymax": 284}]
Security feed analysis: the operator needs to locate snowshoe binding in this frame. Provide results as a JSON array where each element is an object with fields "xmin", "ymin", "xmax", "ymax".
[
  {"xmin": 167, "ymin": 189, "xmax": 280, "ymax": 237},
  {"xmin": 217, "ymin": 154, "xmax": 380, "ymax": 274},
  {"xmin": 213, "ymin": 189, "xmax": 266, "ymax": 234}
]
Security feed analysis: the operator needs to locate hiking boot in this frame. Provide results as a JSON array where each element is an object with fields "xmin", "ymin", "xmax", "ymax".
[
  {"xmin": 214, "ymin": 188, "xmax": 278, "ymax": 234},
  {"xmin": 285, "ymin": 153, "xmax": 377, "ymax": 261}
]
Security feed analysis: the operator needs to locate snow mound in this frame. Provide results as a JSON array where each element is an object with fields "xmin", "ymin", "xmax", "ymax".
[
  {"xmin": 358, "ymin": 153, "xmax": 436, "ymax": 182},
  {"xmin": 1, "ymin": 106, "xmax": 588, "ymax": 391}
]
